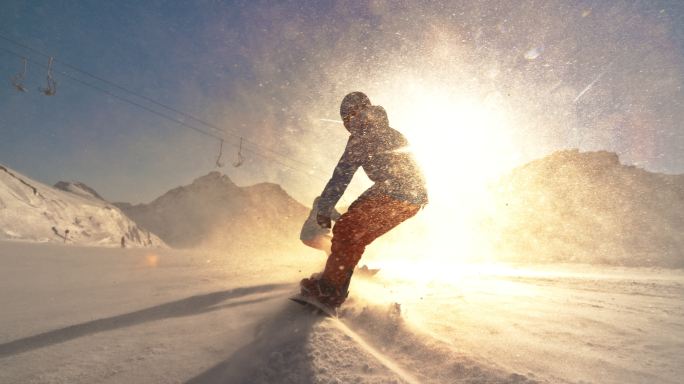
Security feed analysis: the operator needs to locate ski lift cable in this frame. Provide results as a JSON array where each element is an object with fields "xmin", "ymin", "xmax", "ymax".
[
  {"xmin": 0, "ymin": 51, "xmax": 324, "ymax": 181},
  {"xmin": 0, "ymin": 32, "xmax": 222, "ymax": 136},
  {"xmin": 0, "ymin": 32, "xmax": 317, "ymax": 172},
  {"xmin": 0, "ymin": 46, "xmax": 328, "ymax": 182},
  {"xmin": 0, "ymin": 46, "xmax": 219, "ymax": 140},
  {"xmin": 56, "ymin": 69, "xmax": 321, "ymax": 179}
]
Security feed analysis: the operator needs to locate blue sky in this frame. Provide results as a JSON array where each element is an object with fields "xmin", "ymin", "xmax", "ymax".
[{"xmin": 1, "ymin": 1, "xmax": 683, "ymax": 204}]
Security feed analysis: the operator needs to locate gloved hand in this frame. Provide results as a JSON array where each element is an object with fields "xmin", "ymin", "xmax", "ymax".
[{"xmin": 316, "ymin": 213, "xmax": 332, "ymax": 229}]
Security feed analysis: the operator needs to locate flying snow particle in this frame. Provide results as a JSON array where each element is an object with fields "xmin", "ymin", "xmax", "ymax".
[
  {"xmin": 524, "ymin": 46, "xmax": 544, "ymax": 60},
  {"xmin": 319, "ymin": 118, "xmax": 343, "ymax": 124}
]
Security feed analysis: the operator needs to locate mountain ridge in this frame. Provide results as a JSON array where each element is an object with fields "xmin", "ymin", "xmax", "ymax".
[
  {"xmin": 483, "ymin": 149, "xmax": 684, "ymax": 267},
  {"xmin": 115, "ymin": 171, "xmax": 309, "ymax": 251}
]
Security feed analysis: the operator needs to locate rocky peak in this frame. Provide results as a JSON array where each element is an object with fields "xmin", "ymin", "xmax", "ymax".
[
  {"xmin": 54, "ymin": 181, "xmax": 105, "ymax": 200},
  {"xmin": 188, "ymin": 171, "xmax": 239, "ymax": 191}
]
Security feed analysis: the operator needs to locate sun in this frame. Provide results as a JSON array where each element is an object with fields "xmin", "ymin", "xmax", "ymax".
[
  {"xmin": 385, "ymin": 83, "xmax": 519, "ymax": 197},
  {"xmin": 366, "ymin": 81, "xmax": 522, "ymax": 271}
]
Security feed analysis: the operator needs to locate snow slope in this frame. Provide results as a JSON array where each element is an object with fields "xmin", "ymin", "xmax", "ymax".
[
  {"xmin": 0, "ymin": 164, "xmax": 164, "ymax": 247},
  {"xmin": 1, "ymin": 241, "xmax": 681, "ymax": 384}
]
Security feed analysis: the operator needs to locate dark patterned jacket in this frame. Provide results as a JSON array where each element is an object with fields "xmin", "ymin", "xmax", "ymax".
[{"xmin": 317, "ymin": 105, "xmax": 428, "ymax": 216}]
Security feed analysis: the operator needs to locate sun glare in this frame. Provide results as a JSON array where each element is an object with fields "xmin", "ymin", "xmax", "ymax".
[
  {"xmin": 365, "ymin": 81, "xmax": 523, "ymax": 276},
  {"xmin": 386, "ymin": 82, "xmax": 520, "ymax": 196}
]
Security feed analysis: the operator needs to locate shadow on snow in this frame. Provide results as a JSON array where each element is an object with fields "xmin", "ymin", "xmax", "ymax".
[
  {"xmin": 0, "ymin": 283, "xmax": 291, "ymax": 358},
  {"xmin": 185, "ymin": 301, "xmax": 324, "ymax": 384}
]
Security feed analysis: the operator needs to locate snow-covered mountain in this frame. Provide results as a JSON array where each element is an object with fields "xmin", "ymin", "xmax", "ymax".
[
  {"xmin": 54, "ymin": 180, "xmax": 105, "ymax": 201},
  {"xmin": 115, "ymin": 171, "xmax": 309, "ymax": 250},
  {"xmin": 483, "ymin": 150, "xmax": 684, "ymax": 267},
  {"xmin": 0, "ymin": 164, "xmax": 165, "ymax": 247}
]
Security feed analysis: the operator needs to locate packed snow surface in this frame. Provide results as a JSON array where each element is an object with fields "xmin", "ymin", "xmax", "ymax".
[{"xmin": 0, "ymin": 241, "xmax": 682, "ymax": 383}]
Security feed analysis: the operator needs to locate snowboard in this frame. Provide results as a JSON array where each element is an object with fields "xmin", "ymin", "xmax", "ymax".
[
  {"xmin": 355, "ymin": 265, "xmax": 380, "ymax": 278},
  {"xmin": 289, "ymin": 293, "xmax": 338, "ymax": 317}
]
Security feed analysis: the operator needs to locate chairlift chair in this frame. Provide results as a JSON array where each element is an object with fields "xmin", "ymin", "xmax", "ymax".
[
  {"xmin": 40, "ymin": 56, "xmax": 57, "ymax": 96},
  {"xmin": 10, "ymin": 57, "xmax": 28, "ymax": 92}
]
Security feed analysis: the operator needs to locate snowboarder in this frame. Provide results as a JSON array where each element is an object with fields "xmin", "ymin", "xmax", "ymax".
[{"xmin": 299, "ymin": 92, "xmax": 428, "ymax": 309}]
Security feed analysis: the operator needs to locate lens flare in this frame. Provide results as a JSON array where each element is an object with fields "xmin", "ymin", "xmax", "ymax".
[{"xmin": 144, "ymin": 253, "xmax": 159, "ymax": 268}]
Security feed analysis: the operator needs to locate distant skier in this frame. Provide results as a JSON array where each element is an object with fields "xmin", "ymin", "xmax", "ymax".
[{"xmin": 299, "ymin": 92, "xmax": 428, "ymax": 309}]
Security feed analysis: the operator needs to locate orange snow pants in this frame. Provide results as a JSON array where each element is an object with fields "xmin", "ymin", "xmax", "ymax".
[{"xmin": 321, "ymin": 193, "xmax": 421, "ymax": 288}]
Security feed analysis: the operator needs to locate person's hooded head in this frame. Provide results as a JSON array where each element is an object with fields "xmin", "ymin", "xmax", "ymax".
[
  {"xmin": 361, "ymin": 105, "xmax": 390, "ymax": 134},
  {"xmin": 340, "ymin": 91, "xmax": 371, "ymax": 133}
]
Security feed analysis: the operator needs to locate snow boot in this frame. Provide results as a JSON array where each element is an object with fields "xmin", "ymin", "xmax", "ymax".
[{"xmin": 300, "ymin": 274, "xmax": 349, "ymax": 309}]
